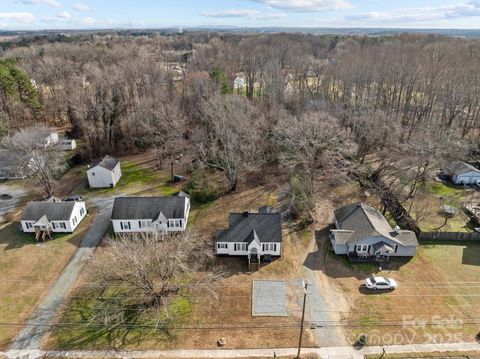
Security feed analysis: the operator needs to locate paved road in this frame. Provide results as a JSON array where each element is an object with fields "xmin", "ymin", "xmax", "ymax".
[
  {"xmin": 9, "ymin": 198, "xmax": 114, "ymax": 350},
  {"xmin": 4, "ymin": 342, "xmax": 480, "ymax": 359},
  {"xmin": 302, "ymin": 230, "xmax": 346, "ymax": 347}
]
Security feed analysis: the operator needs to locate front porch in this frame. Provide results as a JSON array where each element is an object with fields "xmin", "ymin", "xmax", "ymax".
[{"xmin": 347, "ymin": 251, "xmax": 389, "ymax": 264}]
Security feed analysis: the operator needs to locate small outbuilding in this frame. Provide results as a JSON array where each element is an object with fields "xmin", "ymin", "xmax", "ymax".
[
  {"xmin": 87, "ymin": 155, "xmax": 122, "ymax": 188},
  {"xmin": 58, "ymin": 139, "xmax": 77, "ymax": 151},
  {"xmin": 443, "ymin": 161, "xmax": 480, "ymax": 185}
]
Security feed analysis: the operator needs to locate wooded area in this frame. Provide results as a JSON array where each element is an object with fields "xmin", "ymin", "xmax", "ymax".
[{"xmin": 1, "ymin": 31, "xmax": 479, "ymax": 225}]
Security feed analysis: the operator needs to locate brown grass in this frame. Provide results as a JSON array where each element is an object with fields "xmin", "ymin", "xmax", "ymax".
[{"xmin": 0, "ymin": 212, "xmax": 95, "ymax": 349}]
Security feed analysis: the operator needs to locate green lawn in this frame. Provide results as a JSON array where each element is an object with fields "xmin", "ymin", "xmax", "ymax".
[
  {"xmin": 48, "ymin": 286, "xmax": 192, "ymax": 350},
  {"xmin": 76, "ymin": 160, "xmax": 178, "ymax": 198}
]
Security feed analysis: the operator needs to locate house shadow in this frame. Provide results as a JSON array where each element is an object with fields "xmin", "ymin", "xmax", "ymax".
[
  {"xmin": 462, "ymin": 243, "xmax": 480, "ymax": 266},
  {"xmin": 301, "ymin": 226, "xmax": 331, "ymax": 272},
  {"xmin": 0, "ymin": 222, "xmax": 37, "ymax": 250}
]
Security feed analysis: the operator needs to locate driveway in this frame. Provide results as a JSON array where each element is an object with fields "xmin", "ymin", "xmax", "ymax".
[
  {"xmin": 9, "ymin": 197, "xmax": 114, "ymax": 350},
  {"xmin": 302, "ymin": 230, "xmax": 347, "ymax": 347}
]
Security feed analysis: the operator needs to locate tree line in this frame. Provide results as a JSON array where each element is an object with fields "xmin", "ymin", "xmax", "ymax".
[{"xmin": 1, "ymin": 32, "xmax": 479, "ymax": 223}]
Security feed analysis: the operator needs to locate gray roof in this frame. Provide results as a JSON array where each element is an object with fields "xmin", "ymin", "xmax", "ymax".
[
  {"xmin": 444, "ymin": 161, "xmax": 480, "ymax": 176},
  {"xmin": 216, "ymin": 212, "xmax": 282, "ymax": 243},
  {"xmin": 333, "ymin": 203, "xmax": 418, "ymax": 247},
  {"xmin": 90, "ymin": 155, "xmax": 119, "ymax": 171},
  {"xmin": 22, "ymin": 201, "xmax": 77, "ymax": 221},
  {"xmin": 111, "ymin": 196, "xmax": 187, "ymax": 220}
]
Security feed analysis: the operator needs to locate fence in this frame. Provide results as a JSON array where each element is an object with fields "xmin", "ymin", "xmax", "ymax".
[{"xmin": 419, "ymin": 231, "xmax": 480, "ymax": 241}]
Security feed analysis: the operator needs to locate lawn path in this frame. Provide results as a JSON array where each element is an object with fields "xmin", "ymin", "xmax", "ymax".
[{"xmin": 9, "ymin": 198, "xmax": 114, "ymax": 350}]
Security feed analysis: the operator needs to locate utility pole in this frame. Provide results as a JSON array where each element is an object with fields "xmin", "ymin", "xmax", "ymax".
[{"xmin": 296, "ymin": 280, "xmax": 308, "ymax": 359}]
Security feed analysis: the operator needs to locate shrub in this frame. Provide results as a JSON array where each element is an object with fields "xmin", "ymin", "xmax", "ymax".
[{"xmin": 183, "ymin": 170, "xmax": 221, "ymax": 204}]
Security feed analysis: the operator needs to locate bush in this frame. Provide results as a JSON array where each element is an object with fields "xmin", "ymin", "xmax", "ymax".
[{"xmin": 183, "ymin": 170, "xmax": 221, "ymax": 204}]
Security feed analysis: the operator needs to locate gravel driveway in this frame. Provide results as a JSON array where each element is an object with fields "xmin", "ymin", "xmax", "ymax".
[{"xmin": 9, "ymin": 197, "xmax": 114, "ymax": 350}]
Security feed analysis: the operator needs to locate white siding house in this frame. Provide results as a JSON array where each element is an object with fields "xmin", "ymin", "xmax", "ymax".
[
  {"xmin": 443, "ymin": 161, "xmax": 480, "ymax": 185},
  {"xmin": 215, "ymin": 208, "xmax": 282, "ymax": 263},
  {"xmin": 111, "ymin": 194, "xmax": 190, "ymax": 234},
  {"xmin": 21, "ymin": 201, "xmax": 87, "ymax": 240},
  {"xmin": 87, "ymin": 155, "xmax": 122, "ymax": 188},
  {"xmin": 330, "ymin": 203, "xmax": 418, "ymax": 262}
]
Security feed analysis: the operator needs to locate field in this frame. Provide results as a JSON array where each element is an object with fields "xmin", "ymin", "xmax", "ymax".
[
  {"xmin": 0, "ymin": 213, "xmax": 94, "ymax": 349},
  {"xmin": 323, "ymin": 239, "xmax": 480, "ymax": 346}
]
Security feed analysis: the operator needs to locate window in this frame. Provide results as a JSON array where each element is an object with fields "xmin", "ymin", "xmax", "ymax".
[
  {"xmin": 138, "ymin": 220, "xmax": 148, "ymax": 229},
  {"xmin": 262, "ymin": 243, "xmax": 277, "ymax": 251},
  {"xmin": 59, "ymin": 222, "xmax": 66, "ymax": 229},
  {"xmin": 357, "ymin": 244, "xmax": 368, "ymax": 252},
  {"xmin": 80, "ymin": 208, "xmax": 85, "ymax": 217},
  {"xmin": 234, "ymin": 243, "xmax": 247, "ymax": 251},
  {"xmin": 26, "ymin": 222, "xmax": 33, "ymax": 229},
  {"xmin": 120, "ymin": 221, "xmax": 131, "ymax": 230},
  {"xmin": 72, "ymin": 216, "xmax": 78, "ymax": 226},
  {"xmin": 217, "ymin": 243, "xmax": 228, "ymax": 249},
  {"xmin": 91, "ymin": 172, "xmax": 95, "ymax": 176},
  {"xmin": 170, "ymin": 219, "xmax": 182, "ymax": 228},
  {"xmin": 52, "ymin": 222, "xmax": 56, "ymax": 229}
]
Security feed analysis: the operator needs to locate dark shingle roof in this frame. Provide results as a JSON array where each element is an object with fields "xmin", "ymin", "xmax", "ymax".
[
  {"xmin": 334, "ymin": 203, "xmax": 418, "ymax": 247},
  {"xmin": 444, "ymin": 161, "xmax": 480, "ymax": 176},
  {"xmin": 111, "ymin": 196, "xmax": 187, "ymax": 220},
  {"xmin": 216, "ymin": 213, "xmax": 282, "ymax": 243},
  {"xmin": 22, "ymin": 201, "xmax": 77, "ymax": 221},
  {"xmin": 90, "ymin": 155, "xmax": 119, "ymax": 171}
]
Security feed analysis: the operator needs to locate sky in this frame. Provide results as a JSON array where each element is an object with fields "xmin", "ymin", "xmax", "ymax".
[{"xmin": 1, "ymin": 0, "xmax": 480, "ymax": 30}]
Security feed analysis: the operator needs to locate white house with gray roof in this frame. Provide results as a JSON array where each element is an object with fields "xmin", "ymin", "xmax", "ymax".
[
  {"xmin": 21, "ymin": 200, "xmax": 87, "ymax": 240},
  {"xmin": 330, "ymin": 203, "xmax": 418, "ymax": 261},
  {"xmin": 87, "ymin": 155, "xmax": 122, "ymax": 188},
  {"xmin": 111, "ymin": 194, "xmax": 190, "ymax": 234},
  {"xmin": 215, "ymin": 208, "xmax": 282, "ymax": 263},
  {"xmin": 443, "ymin": 161, "xmax": 480, "ymax": 185}
]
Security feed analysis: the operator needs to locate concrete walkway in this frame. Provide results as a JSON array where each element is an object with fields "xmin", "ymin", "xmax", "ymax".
[
  {"xmin": 9, "ymin": 198, "xmax": 114, "ymax": 350},
  {"xmin": 4, "ymin": 342, "xmax": 480, "ymax": 359}
]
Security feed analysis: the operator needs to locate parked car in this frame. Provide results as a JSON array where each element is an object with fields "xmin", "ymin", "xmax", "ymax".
[{"xmin": 365, "ymin": 277, "xmax": 397, "ymax": 291}]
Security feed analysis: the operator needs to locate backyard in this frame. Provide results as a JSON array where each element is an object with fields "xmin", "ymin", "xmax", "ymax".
[{"xmin": 407, "ymin": 180, "xmax": 480, "ymax": 232}]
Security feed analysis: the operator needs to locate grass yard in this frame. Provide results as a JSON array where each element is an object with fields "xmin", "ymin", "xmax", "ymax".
[
  {"xmin": 0, "ymin": 212, "xmax": 94, "ymax": 349},
  {"xmin": 408, "ymin": 181, "xmax": 480, "ymax": 232},
  {"xmin": 61, "ymin": 153, "xmax": 178, "ymax": 199},
  {"xmin": 323, "ymin": 240, "xmax": 480, "ymax": 346},
  {"xmin": 45, "ymin": 184, "xmax": 317, "ymax": 351}
]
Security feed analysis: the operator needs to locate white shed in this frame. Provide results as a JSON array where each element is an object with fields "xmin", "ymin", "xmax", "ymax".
[
  {"xmin": 443, "ymin": 161, "xmax": 480, "ymax": 185},
  {"xmin": 59, "ymin": 139, "xmax": 77, "ymax": 151},
  {"xmin": 87, "ymin": 155, "xmax": 122, "ymax": 188}
]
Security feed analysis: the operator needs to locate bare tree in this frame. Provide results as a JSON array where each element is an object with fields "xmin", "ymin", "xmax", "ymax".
[
  {"xmin": 1, "ymin": 126, "xmax": 63, "ymax": 197},
  {"xmin": 197, "ymin": 94, "xmax": 262, "ymax": 192},
  {"xmin": 87, "ymin": 230, "xmax": 223, "ymax": 330}
]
